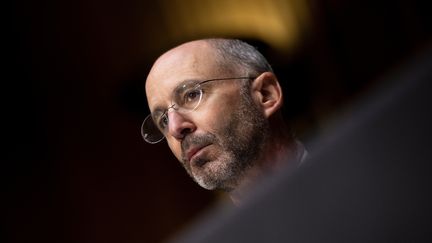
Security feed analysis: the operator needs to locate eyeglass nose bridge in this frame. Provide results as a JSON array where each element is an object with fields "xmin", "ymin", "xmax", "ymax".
[
  {"xmin": 166, "ymin": 103, "xmax": 178, "ymax": 114},
  {"xmin": 164, "ymin": 102, "xmax": 195, "ymax": 128}
]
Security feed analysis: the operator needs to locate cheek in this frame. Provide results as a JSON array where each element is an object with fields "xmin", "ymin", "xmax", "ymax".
[
  {"xmin": 195, "ymin": 105, "xmax": 229, "ymax": 134},
  {"xmin": 196, "ymin": 91, "xmax": 239, "ymax": 132}
]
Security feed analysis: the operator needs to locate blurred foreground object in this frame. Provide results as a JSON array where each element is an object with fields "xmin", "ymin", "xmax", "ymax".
[{"xmin": 169, "ymin": 47, "xmax": 432, "ymax": 242}]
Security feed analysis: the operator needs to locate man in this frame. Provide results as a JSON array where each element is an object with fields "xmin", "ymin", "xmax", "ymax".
[{"xmin": 142, "ymin": 38, "xmax": 305, "ymax": 204}]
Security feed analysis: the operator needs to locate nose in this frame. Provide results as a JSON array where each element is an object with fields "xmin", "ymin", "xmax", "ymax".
[{"xmin": 167, "ymin": 110, "xmax": 195, "ymax": 140}]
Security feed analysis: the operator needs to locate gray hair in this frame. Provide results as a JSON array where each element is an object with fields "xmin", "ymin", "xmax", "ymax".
[{"xmin": 206, "ymin": 38, "xmax": 273, "ymax": 77}]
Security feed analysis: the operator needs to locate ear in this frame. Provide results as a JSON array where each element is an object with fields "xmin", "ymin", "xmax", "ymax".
[{"xmin": 251, "ymin": 72, "xmax": 283, "ymax": 118}]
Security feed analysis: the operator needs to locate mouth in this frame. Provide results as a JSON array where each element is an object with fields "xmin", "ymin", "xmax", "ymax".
[{"xmin": 186, "ymin": 144, "xmax": 211, "ymax": 166}]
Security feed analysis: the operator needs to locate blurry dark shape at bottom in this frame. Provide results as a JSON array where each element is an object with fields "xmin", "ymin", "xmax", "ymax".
[{"xmin": 169, "ymin": 46, "xmax": 432, "ymax": 243}]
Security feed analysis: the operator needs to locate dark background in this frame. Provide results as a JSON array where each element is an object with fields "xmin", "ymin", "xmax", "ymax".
[{"xmin": 6, "ymin": 0, "xmax": 431, "ymax": 242}]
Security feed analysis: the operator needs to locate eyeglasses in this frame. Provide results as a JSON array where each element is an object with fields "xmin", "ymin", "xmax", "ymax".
[{"xmin": 141, "ymin": 77, "xmax": 256, "ymax": 144}]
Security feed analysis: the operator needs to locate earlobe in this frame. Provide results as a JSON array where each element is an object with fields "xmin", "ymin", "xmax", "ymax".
[{"xmin": 251, "ymin": 72, "xmax": 283, "ymax": 118}]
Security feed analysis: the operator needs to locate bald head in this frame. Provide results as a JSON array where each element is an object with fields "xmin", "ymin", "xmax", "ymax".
[
  {"xmin": 147, "ymin": 39, "xmax": 273, "ymax": 89},
  {"xmin": 148, "ymin": 40, "xmax": 218, "ymax": 84}
]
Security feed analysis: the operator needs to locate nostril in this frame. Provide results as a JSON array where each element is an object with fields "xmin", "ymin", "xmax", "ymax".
[{"xmin": 180, "ymin": 127, "xmax": 192, "ymax": 137}]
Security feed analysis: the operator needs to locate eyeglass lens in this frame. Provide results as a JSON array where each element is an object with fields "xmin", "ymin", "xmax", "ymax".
[{"xmin": 141, "ymin": 83, "xmax": 204, "ymax": 143}]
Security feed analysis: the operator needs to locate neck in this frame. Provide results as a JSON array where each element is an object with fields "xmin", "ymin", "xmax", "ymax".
[{"xmin": 229, "ymin": 123, "xmax": 304, "ymax": 205}]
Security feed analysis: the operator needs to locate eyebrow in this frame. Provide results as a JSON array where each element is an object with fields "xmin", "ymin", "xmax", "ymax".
[
  {"xmin": 172, "ymin": 79, "xmax": 202, "ymax": 98},
  {"xmin": 174, "ymin": 79, "xmax": 200, "ymax": 91}
]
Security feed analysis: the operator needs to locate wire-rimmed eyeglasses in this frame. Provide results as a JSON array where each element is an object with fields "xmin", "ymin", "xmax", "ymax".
[{"xmin": 141, "ymin": 77, "xmax": 256, "ymax": 144}]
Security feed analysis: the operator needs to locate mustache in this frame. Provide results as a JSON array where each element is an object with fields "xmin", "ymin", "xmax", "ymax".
[{"xmin": 181, "ymin": 133, "xmax": 216, "ymax": 160}]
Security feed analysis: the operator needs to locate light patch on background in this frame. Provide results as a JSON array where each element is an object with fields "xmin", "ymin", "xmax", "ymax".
[{"xmin": 159, "ymin": 0, "xmax": 311, "ymax": 52}]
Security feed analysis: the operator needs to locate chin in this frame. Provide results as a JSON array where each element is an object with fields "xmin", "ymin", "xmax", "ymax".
[
  {"xmin": 194, "ymin": 176, "xmax": 218, "ymax": 190},
  {"xmin": 193, "ymin": 165, "xmax": 234, "ymax": 191},
  {"xmin": 191, "ymin": 164, "xmax": 223, "ymax": 190}
]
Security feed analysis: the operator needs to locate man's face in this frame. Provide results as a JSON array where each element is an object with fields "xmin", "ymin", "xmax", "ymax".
[{"xmin": 145, "ymin": 41, "xmax": 269, "ymax": 190}]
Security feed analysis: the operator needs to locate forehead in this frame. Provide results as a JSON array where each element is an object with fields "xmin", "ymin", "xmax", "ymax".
[{"xmin": 145, "ymin": 41, "xmax": 222, "ymax": 111}]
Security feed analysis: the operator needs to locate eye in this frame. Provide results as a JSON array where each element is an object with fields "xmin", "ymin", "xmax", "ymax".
[
  {"xmin": 183, "ymin": 89, "xmax": 201, "ymax": 105},
  {"xmin": 157, "ymin": 113, "xmax": 169, "ymax": 131}
]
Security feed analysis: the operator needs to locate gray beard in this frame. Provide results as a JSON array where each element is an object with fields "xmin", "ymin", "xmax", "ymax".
[{"xmin": 180, "ymin": 87, "xmax": 270, "ymax": 191}]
